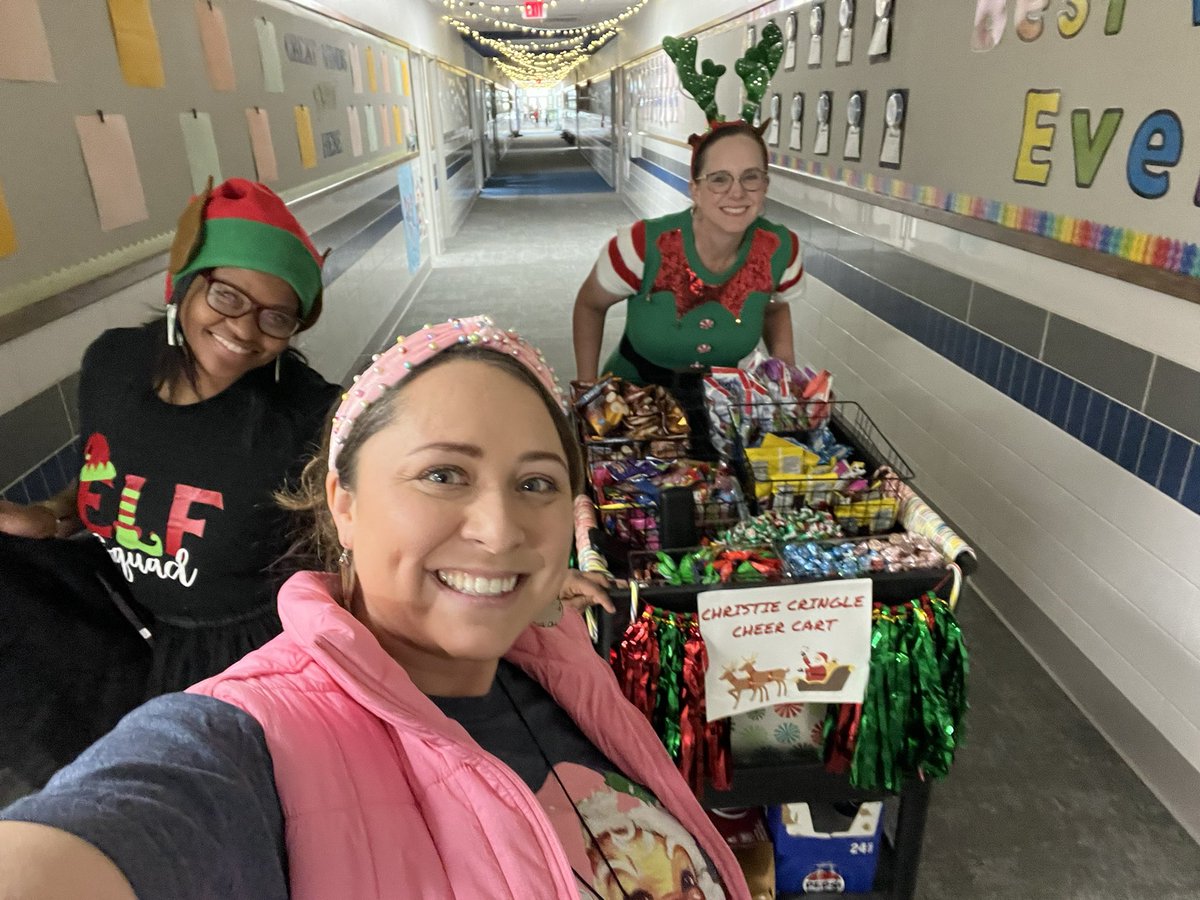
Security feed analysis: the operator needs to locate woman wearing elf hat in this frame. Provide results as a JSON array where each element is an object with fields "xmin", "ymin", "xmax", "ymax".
[
  {"xmin": 0, "ymin": 179, "xmax": 339, "ymax": 742},
  {"xmin": 573, "ymin": 24, "xmax": 803, "ymax": 387},
  {"xmin": 0, "ymin": 316, "xmax": 750, "ymax": 900}
]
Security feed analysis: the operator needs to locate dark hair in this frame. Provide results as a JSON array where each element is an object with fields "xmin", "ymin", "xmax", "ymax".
[
  {"xmin": 277, "ymin": 345, "xmax": 585, "ymax": 573},
  {"xmin": 690, "ymin": 122, "xmax": 770, "ymax": 180}
]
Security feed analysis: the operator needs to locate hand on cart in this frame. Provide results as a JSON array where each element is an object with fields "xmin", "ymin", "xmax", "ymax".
[{"xmin": 560, "ymin": 569, "xmax": 623, "ymax": 614}]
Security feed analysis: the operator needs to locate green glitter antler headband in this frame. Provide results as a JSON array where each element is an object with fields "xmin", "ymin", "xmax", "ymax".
[
  {"xmin": 735, "ymin": 21, "xmax": 784, "ymax": 123},
  {"xmin": 663, "ymin": 21, "xmax": 784, "ymax": 125}
]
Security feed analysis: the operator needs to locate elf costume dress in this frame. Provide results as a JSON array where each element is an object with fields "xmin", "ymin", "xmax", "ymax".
[{"xmin": 594, "ymin": 209, "xmax": 804, "ymax": 385}]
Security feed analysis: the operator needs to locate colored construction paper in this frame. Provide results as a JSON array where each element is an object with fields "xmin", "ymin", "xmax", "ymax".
[
  {"xmin": 195, "ymin": 0, "xmax": 235, "ymax": 91},
  {"xmin": 391, "ymin": 55, "xmax": 403, "ymax": 97},
  {"xmin": 255, "ymin": 17, "xmax": 284, "ymax": 92},
  {"xmin": 0, "ymin": 0, "xmax": 56, "ymax": 82},
  {"xmin": 401, "ymin": 59, "xmax": 411, "ymax": 96},
  {"xmin": 347, "ymin": 105, "xmax": 362, "ymax": 157},
  {"xmin": 381, "ymin": 51, "xmax": 392, "ymax": 93},
  {"xmin": 245, "ymin": 107, "xmax": 278, "ymax": 182},
  {"xmin": 0, "ymin": 179, "xmax": 16, "ymax": 257},
  {"xmin": 392, "ymin": 104, "xmax": 404, "ymax": 149},
  {"xmin": 348, "ymin": 42, "xmax": 362, "ymax": 93},
  {"xmin": 106, "ymin": 0, "xmax": 165, "ymax": 88},
  {"xmin": 378, "ymin": 103, "xmax": 391, "ymax": 147},
  {"xmin": 294, "ymin": 105, "xmax": 317, "ymax": 168},
  {"xmin": 365, "ymin": 46, "xmax": 377, "ymax": 92},
  {"xmin": 364, "ymin": 104, "xmax": 378, "ymax": 152},
  {"xmin": 180, "ymin": 111, "xmax": 222, "ymax": 193},
  {"xmin": 74, "ymin": 113, "xmax": 149, "ymax": 230}
]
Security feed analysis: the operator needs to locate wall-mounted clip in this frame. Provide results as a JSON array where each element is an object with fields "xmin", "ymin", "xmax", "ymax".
[{"xmin": 97, "ymin": 109, "xmax": 105, "ymax": 123}]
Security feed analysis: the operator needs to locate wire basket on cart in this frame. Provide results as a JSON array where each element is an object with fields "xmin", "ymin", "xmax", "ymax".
[{"xmin": 723, "ymin": 400, "xmax": 915, "ymax": 536}]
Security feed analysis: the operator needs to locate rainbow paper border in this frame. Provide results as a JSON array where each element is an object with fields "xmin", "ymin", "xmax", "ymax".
[{"xmin": 770, "ymin": 152, "xmax": 1200, "ymax": 281}]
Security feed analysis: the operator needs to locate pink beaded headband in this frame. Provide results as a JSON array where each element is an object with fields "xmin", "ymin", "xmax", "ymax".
[{"xmin": 329, "ymin": 315, "xmax": 564, "ymax": 471}]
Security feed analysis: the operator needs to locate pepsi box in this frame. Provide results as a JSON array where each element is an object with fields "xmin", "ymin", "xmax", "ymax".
[{"xmin": 767, "ymin": 801, "xmax": 883, "ymax": 894}]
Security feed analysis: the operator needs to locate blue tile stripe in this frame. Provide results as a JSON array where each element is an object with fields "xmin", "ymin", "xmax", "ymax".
[
  {"xmin": 632, "ymin": 156, "xmax": 689, "ymax": 194},
  {"xmin": 445, "ymin": 150, "xmax": 472, "ymax": 181},
  {"xmin": 816, "ymin": 255, "xmax": 1200, "ymax": 516}
]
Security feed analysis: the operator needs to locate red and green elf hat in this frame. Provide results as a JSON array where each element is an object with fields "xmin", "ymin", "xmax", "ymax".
[{"xmin": 165, "ymin": 178, "xmax": 326, "ymax": 328}]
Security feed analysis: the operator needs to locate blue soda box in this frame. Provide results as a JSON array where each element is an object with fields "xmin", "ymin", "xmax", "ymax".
[{"xmin": 767, "ymin": 801, "xmax": 883, "ymax": 894}]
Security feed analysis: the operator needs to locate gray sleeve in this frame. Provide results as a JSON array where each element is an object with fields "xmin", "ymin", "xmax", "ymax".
[{"xmin": 0, "ymin": 693, "xmax": 288, "ymax": 900}]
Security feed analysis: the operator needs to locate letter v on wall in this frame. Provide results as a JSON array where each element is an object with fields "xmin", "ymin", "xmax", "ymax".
[{"xmin": 1072, "ymin": 108, "xmax": 1122, "ymax": 187}]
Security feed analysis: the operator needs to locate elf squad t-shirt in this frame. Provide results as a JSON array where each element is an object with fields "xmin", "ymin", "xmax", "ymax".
[
  {"xmin": 75, "ymin": 325, "xmax": 338, "ymax": 621},
  {"xmin": 432, "ymin": 661, "xmax": 729, "ymax": 900}
]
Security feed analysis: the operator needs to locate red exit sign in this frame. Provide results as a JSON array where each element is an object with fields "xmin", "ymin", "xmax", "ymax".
[{"xmin": 522, "ymin": 0, "xmax": 546, "ymax": 19}]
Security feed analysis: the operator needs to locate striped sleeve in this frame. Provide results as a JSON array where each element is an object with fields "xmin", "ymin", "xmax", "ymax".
[
  {"xmin": 774, "ymin": 229, "xmax": 805, "ymax": 301},
  {"xmin": 594, "ymin": 220, "xmax": 647, "ymax": 296}
]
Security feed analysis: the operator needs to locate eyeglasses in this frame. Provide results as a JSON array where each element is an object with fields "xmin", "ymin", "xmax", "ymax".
[
  {"xmin": 201, "ymin": 275, "xmax": 301, "ymax": 340},
  {"xmin": 695, "ymin": 168, "xmax": 769, "ymax": 194}
]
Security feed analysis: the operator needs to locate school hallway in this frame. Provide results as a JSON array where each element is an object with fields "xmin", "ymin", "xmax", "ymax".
[{"xmin": 386, "ymin": 133, "xmax": 1200, "ymax": 900}]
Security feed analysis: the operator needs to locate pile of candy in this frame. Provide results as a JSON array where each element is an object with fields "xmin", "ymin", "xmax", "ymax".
[
  {"xmin": 703, "ymin": 356, "xmax": 833, "ymax": 458},
  {"xmin": 575, "ymin": 377, "xmax": 689, "ymax": 458},
  {"xmin": 720, "ymin": 508, "xmax": 843, "ymax": 547},
  {"xmin": 634, "ymin": 547, "xmax": 785, "ymax": 586},
  {"xmin": 781, "ymin": 534, "xmax": 942, "ymax": 580}
]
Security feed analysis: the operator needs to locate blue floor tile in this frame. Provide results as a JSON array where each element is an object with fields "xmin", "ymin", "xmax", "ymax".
[
  {"xmin": 1136, "ymin": 421, "xmax": 1169, "ymax": 484},
  {"xmin": 1009, "ymin": 353, "xmax": 1031, "ymax": 402},
  {"xmin": 1117, "ymin": 413, "xmax": 1148, "ymax": 472},
  {"xmin": 1158, "ymin": 432, "xmax": 1193, "ymax": 498}
]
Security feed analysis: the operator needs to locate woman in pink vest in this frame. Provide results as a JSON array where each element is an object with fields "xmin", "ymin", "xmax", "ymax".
[{"xmin": 0, "ymin": 315, "xmax": 750, "ymax": 900}]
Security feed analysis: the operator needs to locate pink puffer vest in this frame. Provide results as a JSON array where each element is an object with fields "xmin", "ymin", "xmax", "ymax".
[{"xmin": 191, "ymin": 571, "xmax": 749, "ymax": 899}]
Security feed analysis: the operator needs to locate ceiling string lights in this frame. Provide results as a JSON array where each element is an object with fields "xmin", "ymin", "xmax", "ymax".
[{"xmin": 441, "ymin": 0, "xmax": 652, "ymax": 85}]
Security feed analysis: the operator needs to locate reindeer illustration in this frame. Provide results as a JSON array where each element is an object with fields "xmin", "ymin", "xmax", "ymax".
[
  {"xmin": 739, "ymin": 655, "xmax": 791, "ymax": 699},
  {"xmin": 718, "ymin": 663, "xmax": 759, "ymax": 709}
]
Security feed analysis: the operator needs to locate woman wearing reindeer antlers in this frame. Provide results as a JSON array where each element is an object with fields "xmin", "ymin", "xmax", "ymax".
[{"xmin": 573, "ymin": 23, "xmax": 804, "ymax": 388}]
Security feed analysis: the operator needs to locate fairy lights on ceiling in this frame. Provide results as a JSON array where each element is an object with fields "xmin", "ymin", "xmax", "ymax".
[{"xmin": 441, "ymin": 0, "xmax": 651, "ymax": 85}]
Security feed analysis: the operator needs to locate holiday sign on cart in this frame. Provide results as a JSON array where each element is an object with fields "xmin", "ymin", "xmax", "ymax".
[{"xmin": 699, "ymin": 579, "xmax": 873, "ymax": 719}]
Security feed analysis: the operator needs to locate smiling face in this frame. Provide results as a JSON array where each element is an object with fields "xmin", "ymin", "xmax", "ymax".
[
  {"xmin": 177, "ymin": 266, "xmax": 298, "ymax": 398},
  {"xmin": 327, "ymin": 358, "xmax": 575, "ymax": 695},
  {"xmin": 689, "ymin": 133, "xmax": 769, "ymax": 239}
]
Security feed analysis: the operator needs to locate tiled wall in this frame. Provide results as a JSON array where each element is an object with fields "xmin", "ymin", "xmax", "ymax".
[
  {"xmin": 576, "ymin": 111, "xmax": 616, "ymax": 188},
  {"xmin": 443, "ymin": 138, "xmax": 480, "ymax": 236},
  {"xmin": 0, "ymin": 166, "xmax": 433, "ymax": 508},
  {"xmin": 623, "ymin": 150, "xmax": 1200, "ymax": 837}
]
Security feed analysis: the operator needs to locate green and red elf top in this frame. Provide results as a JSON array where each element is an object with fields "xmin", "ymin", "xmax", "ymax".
[{"xmin": 596, "ymin": 24, "xmax": 800, "ymax": 385}]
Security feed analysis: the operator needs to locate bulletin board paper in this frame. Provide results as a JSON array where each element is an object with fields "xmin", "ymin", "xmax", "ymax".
[
  {"xmin": 0, "ymin": 0, "xmax": 56, "ymax": 83},
  {"xmin": 0, "ymin": 180, "xmax": 17, "ymax": 257},
  {"xmin": 196, "ymin": 0, "xmax": 236, "ymax": 92},
  {"xmin": 255, "ymin": 17, "xmax": 284, "ymax": 93},
  {"xmin": 347, "ymin": 105, "xmax": 363, "ymax": 157},
  {"xmin": 105, "ymin": 0, "xmax": 164, "ymax": 88},
  {"xmin": 74, "ymin": 114, "xmax": 149, "ymax": 230},
  {"xmin": 293, "ymin": 105, "xmax": 318, "ymax": 169},
  {"xmin": 245, "ymin": 107, "xmax": 278, "ymax": 183},
  {"xmin": 180, "ymin": 111, "xmax": 223, "ymax": 193}
]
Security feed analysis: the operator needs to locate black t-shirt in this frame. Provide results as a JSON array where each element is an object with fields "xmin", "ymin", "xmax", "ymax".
[
  {"xmin": 4, "ymin": 666, "xmax": 729, "ymax": 899},
  {"xmin": 75, "ymin": 325, "xmax": 339, "ymax": 621}
]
